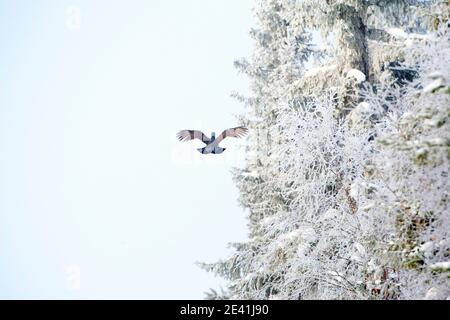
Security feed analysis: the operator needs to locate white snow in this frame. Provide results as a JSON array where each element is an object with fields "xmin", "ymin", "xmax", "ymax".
[
  {"xmin": 304, "ymin": 64, "xmax": 337, "ymax": 78},
  {"xmin": 296, "ymin": 243, "xmax": 309, "ymax": 257},
  {"xmin": 350, "ymin": 182, "xmax": 360, "ymax": 199},
  {"xmin": 354, "ymin": 243, "xmax": 366, "ymax": 256},
  {"xmin": 349, "ymin": 102, "xmax": 372, "ymax": 125},
  {"xmin": 420, "ymin": 241, "xmax": 435, "ymax": 258},
  {"xmin": 285, "ymin": 229, "xmax": 301, "ymax": 240},
  {"xmin": 426, "ymin": 138, "xmax": 445, "ymax": 146},
  {"xmin": 439, "ymin": 240, "xmax": 448, "ymax": 248},
  {"xmin": 351, "ymin": 243, "xmax": 367, "ymax": 262},
  {"xmin": 320, "ymin": 209, "xmax": 339, "ymax": 222},
  {"xmin": 356, "ymin": 102, "xmax": 371, "ymax": 113},
  {"xmin": 403, "ymin": 34, "xmax": 430, "ymax": 47},
  {"xmin": 386, "ymin": 28, "xmax": 430, "ymax": 48},
  {"xmin": 429, "ymin": 261, "xmax": 450, "ymax": 271},
  {"xmin": 243, "ymin": 272, "xmax": 255, "ymax": 282},
  {"xmin": 401, "ymin": 112, "xmax": 414, "ymax": 121},
  {"xmin": 404, "ymin": 38, "xmax": 416, "ymax": 48},
  {"xmin": 415, "ymin": 148, "xmax": 427, "ymax": 157},
  {"xmin": 327, "ymin": 270, "xmax": 344, "ymax": 283},
  {"xmin": 346, "ymin": 69, "xmax": 366, "ymax": 83},
  {"xmin": 362, "ymin": 202, "xmax": 375, "ymax": 211},
  {"xmin": 423, "ymin": 78, "xmax": 445, "ymax": 93},
  {"xmin": 428, "ymin": 71, "xmax": 444, "ymax": 80},
  {"xmin": 241, "ymin": 170, "xmax": 259, "ymax": 178},
  {"xmin": 386, "ymin": 28, "xmax": 408, "ymax": 39},
  {"xmin": 423, "ymin": 118, "xmax": 440, "ymax": 128},
  {"xmin": 424, "ymin": 287, "xmax": 440, "ymax": 300},
  {"xmin": 298, "ymin": 226, "xmax": 317, "ymax": 242},
  {"xmin": 261, "ymin": 215, "xmax": 276, "ymax": 225},
  {"xmin": 296, "ymin": 226, "xmax": 317, "ymax": 257}
]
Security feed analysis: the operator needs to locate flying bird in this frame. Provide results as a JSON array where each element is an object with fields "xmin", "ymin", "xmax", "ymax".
[{"xmin": 176, "ymin": 126, "xmax": 248, "ymax": 154}]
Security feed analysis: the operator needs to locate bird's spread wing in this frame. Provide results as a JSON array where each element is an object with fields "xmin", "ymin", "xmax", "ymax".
[
  {"xmin": 215, "ymin": 127, "xmax": 248, "ymax": 144},
  {"xmin": 176, "ymin": 130, "xmax": 211, "ymax": 144}
]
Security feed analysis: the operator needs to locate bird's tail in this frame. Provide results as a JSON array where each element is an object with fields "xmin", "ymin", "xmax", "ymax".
[
  {"xmin": 212, "ymin": 147, "xmax": 225, "ymax": 154},
  {"xmin": 197, "ymin": 147, "xmax": 226, "ymax": 154}
]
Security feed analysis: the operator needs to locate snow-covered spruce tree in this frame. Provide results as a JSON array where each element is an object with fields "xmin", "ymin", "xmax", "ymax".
[
  {"xmin": 200, "ymin": 0, "xmax": 449, "ymax": 299},
  {"xmin": 356, "ymin": 12, "xmax": 450, "ymax": 299}
]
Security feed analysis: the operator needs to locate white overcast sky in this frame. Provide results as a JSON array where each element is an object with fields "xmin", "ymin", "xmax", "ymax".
[{"xmin": 0, "ymin": 0, "xmax": 253, "ymax": 299}]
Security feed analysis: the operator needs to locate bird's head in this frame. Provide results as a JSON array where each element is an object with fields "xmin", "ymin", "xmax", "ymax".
[{"xmin": 211, "ymin": 132, "xmax": 216, "ymax": 140}]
